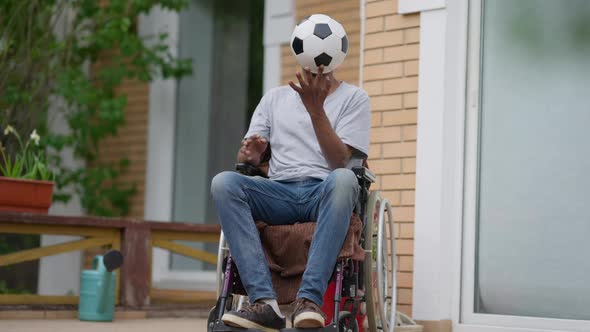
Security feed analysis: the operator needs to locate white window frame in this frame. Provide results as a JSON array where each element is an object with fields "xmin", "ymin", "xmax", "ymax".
[{"xmin": 458, "ymin": 1, "xmax": 590, "ymax": 331}]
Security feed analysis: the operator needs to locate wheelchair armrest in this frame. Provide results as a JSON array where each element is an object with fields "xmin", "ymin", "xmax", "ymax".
[
  {"xmin": 352, "ymin": 166, "xmax": 376, "ymax": 184},
  {"xmin": 235, "ymin": 163, "xmax": 268, "ymax": 177}
]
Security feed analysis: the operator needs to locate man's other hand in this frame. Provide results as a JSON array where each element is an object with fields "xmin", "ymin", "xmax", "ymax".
[{"xmin": 238, "ymin": 134, "xmax": 268, "ymax": 166}]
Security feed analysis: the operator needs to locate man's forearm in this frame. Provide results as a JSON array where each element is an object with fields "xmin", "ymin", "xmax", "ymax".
[{"xmin": 310, "ymin": 109, "xmax": 351, "ymax": 169}]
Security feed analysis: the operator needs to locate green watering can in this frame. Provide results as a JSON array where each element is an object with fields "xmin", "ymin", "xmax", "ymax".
[{"xmin": 78, "ymin": 250, "xmax": 124, "ymax": 322}]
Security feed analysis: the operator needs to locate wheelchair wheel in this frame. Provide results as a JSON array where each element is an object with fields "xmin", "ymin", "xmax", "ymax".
[
  {"xmin": 363, "ymin": 191, "xmax": 397, "ymax": 332},
  {"xmin": 338, "ymin": 311, "xmax": 359, "ymax": 332}
]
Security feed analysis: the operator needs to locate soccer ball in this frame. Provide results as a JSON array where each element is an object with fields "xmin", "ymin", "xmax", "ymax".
[{"xmin": 290, "ymin": 14, "xmax": 348, "ymax": 74}]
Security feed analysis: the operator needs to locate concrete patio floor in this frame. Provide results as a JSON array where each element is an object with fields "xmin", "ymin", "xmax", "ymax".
[{"xmin": 1, "ymin": 318, "xmax": 209, "ymax": 332}]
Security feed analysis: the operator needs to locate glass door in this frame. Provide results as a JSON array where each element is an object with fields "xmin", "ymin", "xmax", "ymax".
[{"xmin": 462, "ymin": 0, "xmax": 590, "ymax": 330}]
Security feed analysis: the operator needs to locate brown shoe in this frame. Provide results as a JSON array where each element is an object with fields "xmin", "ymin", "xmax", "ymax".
[
  {"xmin": 292, "ymin": 298, "xmax": 327, "ymax": 328},
  {"xmin": 222, "ymin": 302, "xmax": 286, "ymax": 332}
]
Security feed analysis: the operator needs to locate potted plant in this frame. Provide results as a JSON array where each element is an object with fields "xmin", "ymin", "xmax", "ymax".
[{"xmin": 0, "ymin": 125, "xmax": 54, "ymax": 214}]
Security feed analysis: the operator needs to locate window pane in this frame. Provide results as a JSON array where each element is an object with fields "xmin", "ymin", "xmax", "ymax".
[{"xmin": 475, "ymin": 0, "xmax": 590, "ymax": 320}]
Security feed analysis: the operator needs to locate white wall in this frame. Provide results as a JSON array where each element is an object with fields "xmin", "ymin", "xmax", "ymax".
[
  {"xmin": 39, "ymin": 101, "xmax": 84, "ymax": 295},
  {"xmin": 38, "ymin": 7, "xmax": 83, "ymax": 297},
  {"xmin": 263, "ymin": 0, "xmax": 295, "ymax": 92},
  {"xmin": 140, "ymin": 7, "xmax": 179, "ymax": 287}
]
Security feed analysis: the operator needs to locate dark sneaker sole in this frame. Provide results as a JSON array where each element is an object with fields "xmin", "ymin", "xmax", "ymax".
[
  {"xmin": 293, "ymin": 312, "xmax": 326, "ymax": 328},
  {"xmin": 222, "ymin": 313, "xmax": 281, "ymax": 332}
]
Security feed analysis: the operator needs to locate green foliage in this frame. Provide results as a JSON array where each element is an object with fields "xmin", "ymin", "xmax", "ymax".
[
  {"xmin": 0, "ymin": 234, "xmax": 39, "ymax": 294},
  {"xmin": 0, "ymin": 280, "xmax": 32, "ymax": 295},
  {"xmin": 0, "ymin": 0, "xmax": 192, "ymax": 216}
]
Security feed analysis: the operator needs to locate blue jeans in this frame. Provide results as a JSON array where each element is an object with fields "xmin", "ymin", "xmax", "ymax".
[{"xmin": 210, "ymin": 168, "xmax": 359, "ymax": 306}]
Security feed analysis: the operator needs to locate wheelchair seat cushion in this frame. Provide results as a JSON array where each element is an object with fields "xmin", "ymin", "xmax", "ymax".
[{"xmin": 253, "ymin": 214, "xmax": 365, "ymax": 304}]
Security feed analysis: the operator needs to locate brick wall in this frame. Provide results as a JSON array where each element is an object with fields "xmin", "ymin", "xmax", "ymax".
[
  {"xmin": 85, "ymin": 60, "xmax": 149, "ymax": 268},
  {"xmin": 363, "ymin": 0, "xmax": 419, "ymax": 317},
  {"xmin": 89, "ymin": 4, "xmax": 148, "ymax": 220},
  {"xmin": 94, "ymin": 78, "xmax": 149, "ymax": 219},
  {"xmin": 281, "ymin": 0, "xmax": 362, "ymax": 86}
]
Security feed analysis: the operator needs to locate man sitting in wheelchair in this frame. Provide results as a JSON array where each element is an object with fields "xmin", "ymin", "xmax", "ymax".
[{"xmin": 211, "ymin": 46, "xmax": 370, "ymax": 330}]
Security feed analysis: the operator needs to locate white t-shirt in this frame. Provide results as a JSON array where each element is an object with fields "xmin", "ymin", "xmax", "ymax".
[{"xmin": 245, "ymin": 82, "xmax": 370, "ymax": 181}]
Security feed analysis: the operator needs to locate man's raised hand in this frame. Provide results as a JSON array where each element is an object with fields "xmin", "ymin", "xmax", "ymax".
[{"xmin": 288, "ymin": 65, "xmax": 332, "ymax": 118}]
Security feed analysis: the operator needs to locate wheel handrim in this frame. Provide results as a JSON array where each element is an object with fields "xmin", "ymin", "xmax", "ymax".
[
  {"xmin": 363, "ymin": 192, "xmax": 380, "ymax": 332},
  {"xmin": 376, "ymin": 199, "xmax": 396, "ymax": 332},
  {"xmin": 376, "ymin": 200, "xmax": 387, "ymax": 331}
]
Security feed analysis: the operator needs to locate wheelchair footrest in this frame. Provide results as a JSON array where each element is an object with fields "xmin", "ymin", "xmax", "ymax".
[
  {"xmin": 210, "ymin": 321, "xmax": 338, "ymax": 332},
  {"xmin": 281, "ymin": 327, "xmax": 338, "ymax": 332},
  {"xmin": 210, "ymin": 321, "xmax": 262, "ymax": 332}
]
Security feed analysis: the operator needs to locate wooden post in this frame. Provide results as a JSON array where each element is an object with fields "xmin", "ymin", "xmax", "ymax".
[{"xmin": 120, "ymin": 223, "xmax": 151, "ymax": 307}]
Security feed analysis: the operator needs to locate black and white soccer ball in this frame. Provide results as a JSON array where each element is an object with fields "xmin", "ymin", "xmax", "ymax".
[{"xmin": 290, "ymin": 14, "xmax": 348, "ymax": 74}]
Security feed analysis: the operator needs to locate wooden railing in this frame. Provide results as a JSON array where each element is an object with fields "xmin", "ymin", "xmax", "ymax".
[{"xmin": 0, "ymin": 211, "xmax": 220, "ymax": 307}]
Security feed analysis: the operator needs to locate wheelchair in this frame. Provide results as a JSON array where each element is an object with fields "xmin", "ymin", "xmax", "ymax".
[{"xmin": 207, "ymin": 162, "xmax": 397, "ymax": 332}]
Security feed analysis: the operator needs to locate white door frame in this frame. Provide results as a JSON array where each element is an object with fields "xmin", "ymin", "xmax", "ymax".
[{"xmin": 402, "ymin": 0, "xmax": 468, "ymax": 324}]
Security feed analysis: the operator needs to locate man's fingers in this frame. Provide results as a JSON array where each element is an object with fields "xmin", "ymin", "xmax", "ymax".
[
  {"xmin": 317, "ymin": 65, "xmax": 324, "ymax": 84},
  {"xmin": 241, "ymin": 135, "xmax": 268, "ymax": 162},
  {"xmin": 322, "ymin": 71, "xmax": 329, "ymax": 90},
  {"xmin": 296, "ymin": 72, "xmax": 307, "ymax": 87},
  {"xmin": 243, "ymin": 137, "xmax": 255, "ymax": 146},
  {"xmin": 303, "ymin": 67, "xmax": 313, "ymax": 85},
  {"xmin": 241, "ymin": 148, "xmax": 253, "ymax": 162},
  {"xmin": 324, "ymin": 74, "xmax": 332, "ymax": 92},
  {"xmin": 288, "ymin": 81, "xmax": 303, "ymax": 94},
  {"xmin": 296, "ymin": 72, "xmax": 308, "ymax": 89},
  {"xmin": 252, "ymin": 137, "xmax": 268, "ymax": 152},
  {"xmin": 252, "ymin": 135, "xmax": 268, "ymax": 147},
  {"xmin": 243, "ymin": 134, "xmax": 262, "ymax": 147}
]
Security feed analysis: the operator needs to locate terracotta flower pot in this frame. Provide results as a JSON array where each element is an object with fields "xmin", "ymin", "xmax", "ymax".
[{"xmin": 0, "ymin": 177, "xmax": 54, "ymax": 214}]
